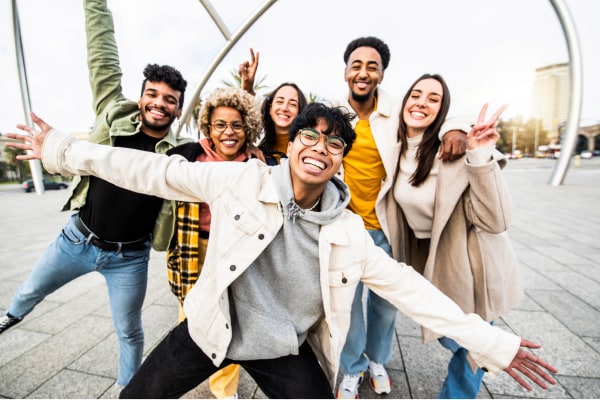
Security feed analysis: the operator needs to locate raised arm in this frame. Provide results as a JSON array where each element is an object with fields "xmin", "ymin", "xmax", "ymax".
[{"xmin": 85, "ymin": 0, "xmax": 125, "ymax": 116}]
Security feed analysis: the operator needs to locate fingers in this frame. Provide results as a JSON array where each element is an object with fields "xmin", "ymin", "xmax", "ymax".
[
  {"xmin": 30, "ymin": 111, "xmax": 51, "ymax": 132},
  {"xmin": 488, "ymin": 103, "xmax": 509, "ymax": 125},
  {"xmin": 477, "ymin": 103, "xmax": 489, "ymax": 125},
  {"xmin": 505, "ymin": 368, "xmax": 533, "ymax": 391},
  {"xmin": 520, "ymin": 339, "xmax": 542, "ymax": 350},
  {"xmin": 474, "ymin": 103, "xmax": 509, "ymax": 131}
]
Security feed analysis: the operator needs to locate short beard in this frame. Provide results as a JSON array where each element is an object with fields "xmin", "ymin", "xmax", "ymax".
[
  {"xmin": 350, "ymin": 90, "xmax": 372, "ymax": 103},
  {"xmin": 140, "ymin": 111, "xmax": 175, "ymax": 133}
]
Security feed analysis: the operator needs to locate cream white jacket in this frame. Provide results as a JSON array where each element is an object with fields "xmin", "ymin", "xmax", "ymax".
[{"xmin": 41, "ymin": 129, "xmax": 521, "ymax": 386}]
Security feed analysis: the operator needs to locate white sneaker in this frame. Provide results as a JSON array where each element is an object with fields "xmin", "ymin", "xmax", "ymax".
[
  {"xmin": 368, "ymin": 361, "xmax": 391, "ymax": 394},
  {"xmin": 336, "ymin": 371, "xmax": 364, "ymax": 399}
]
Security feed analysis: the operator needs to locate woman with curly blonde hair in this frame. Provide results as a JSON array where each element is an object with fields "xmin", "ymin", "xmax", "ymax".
[{"xmin": 158, "ymin": 87, "xmax": 262, "ymax": 399}]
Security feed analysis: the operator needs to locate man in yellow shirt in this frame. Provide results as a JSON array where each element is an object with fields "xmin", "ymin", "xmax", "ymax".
[{"xmin": 336, "ymin": 36, "xmax": 467, "ymax": 399}]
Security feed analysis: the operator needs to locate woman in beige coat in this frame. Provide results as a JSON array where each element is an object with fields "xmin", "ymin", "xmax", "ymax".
[{"xmin": 385, "ymin": 74, "xmax": 523, "ymax": 398}]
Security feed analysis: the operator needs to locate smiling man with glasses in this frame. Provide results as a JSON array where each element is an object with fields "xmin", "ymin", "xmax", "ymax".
[
  {"xmin": 8, "ymin": 104, "xmax": 557, "ymax": 399},
  {"xmin": 297, "ymin": 128, "xmax": 347, "ymax": 155}
]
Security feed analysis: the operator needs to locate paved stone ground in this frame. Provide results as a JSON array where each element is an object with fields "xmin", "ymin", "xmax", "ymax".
[{"xmin": 0, "ymin": 157, "xmax": 599, "ymax": 399}]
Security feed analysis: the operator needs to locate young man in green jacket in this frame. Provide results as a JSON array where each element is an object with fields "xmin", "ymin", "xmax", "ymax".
[{"xmin": 0, "ymin": 0, "xmax": 188, "ymax": 387}]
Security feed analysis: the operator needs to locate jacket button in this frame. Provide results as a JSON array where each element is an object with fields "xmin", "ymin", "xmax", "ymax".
[
  {"xmin": 482, "ymin": 367, "xmax": 489, "ymax": 372},
  {"xmin": 258, "ymin": 233, "xmax": 264, "ymax": 240},
  {"xmin": 234, "ymin": 215, "xmax": 240, "ymax": 221},
  {"xmin": 342, "ymin": 277, "xmax": 347, "ymax": 284},
  {"xmin": 230, "ymin": 265, "xmax": 236, "ymax": 271},
  {"xmin": 225, "ymin": 323, "xmax": 229, "ymax": 329},
  {"xmin": 211, "ymin": 353, "xmax": 216, "ymax": 359}
]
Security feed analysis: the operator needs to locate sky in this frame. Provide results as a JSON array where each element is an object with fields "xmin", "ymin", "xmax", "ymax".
[{"xmin": 1, "ymin": 0, "xmax": 599, "ymax": 137}]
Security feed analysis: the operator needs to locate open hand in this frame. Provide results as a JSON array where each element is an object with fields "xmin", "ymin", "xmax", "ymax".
[
  {"xmin": 503, "ymin": 339, "xmax": 558, "ymax": 391},
  {"xmin": 5, "ymin": 112, "xmax": 53, "ymax": 160}
]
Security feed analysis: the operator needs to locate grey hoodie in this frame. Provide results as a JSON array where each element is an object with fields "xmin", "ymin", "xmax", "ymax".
[{"xmin": 226, "ymin": 159, "xmax": 350, "ymax": 360}]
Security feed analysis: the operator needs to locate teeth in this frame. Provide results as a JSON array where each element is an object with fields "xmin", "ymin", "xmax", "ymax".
[
  {"xmin": 304, "ymin": 158, "xmax": 325, "ymax": 170},
  {"xmin": 411, "ymin": 111, "xmax": 426, "ymax": 118},
  {"xmin": 150, "ymin": 109, "xmax": 166, "ymax": 117}
]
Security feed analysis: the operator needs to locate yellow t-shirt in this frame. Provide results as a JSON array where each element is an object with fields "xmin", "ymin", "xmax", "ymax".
[
  {"xmin": 274, "ymin": 132, "xmax": 289, "ymax": 154},
  {"xmin": 343, "ymin": 118, "xmax": 385, "ymax": 230}
]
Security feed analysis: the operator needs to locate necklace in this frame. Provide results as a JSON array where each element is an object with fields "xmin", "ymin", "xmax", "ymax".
[{"xmin": 304, "ymin": 197, "xmax": 321, "ymax": 211}]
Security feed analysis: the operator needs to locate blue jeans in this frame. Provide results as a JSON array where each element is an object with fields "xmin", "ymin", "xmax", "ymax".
[
  {"xmin": 8, "ymin": 213, "xmax": 150, "ymax": 386},
  {"xmin": 121, "ymin": 320, "xmax": 334, "ymax": 399},
  {"xmin": 438, "ymin": 335, "xmax": 486, "ymax": 399},
  {"xmin": 339, "ymin": 229, "xmax": 397, "ymax": 375}
]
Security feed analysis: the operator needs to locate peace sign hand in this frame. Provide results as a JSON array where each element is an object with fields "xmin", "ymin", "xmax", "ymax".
[{"xmin": 467, "ymin": 103, "xmax": 508, "ymax": 150}]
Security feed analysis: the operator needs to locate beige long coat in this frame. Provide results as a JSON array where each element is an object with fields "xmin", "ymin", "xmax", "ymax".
[{"xmin": 385, "ymin": 150, "xmax": 523, "ymax": 343}]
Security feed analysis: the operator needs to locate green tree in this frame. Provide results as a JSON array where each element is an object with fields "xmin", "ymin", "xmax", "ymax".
[
  {"xmin": 221, "ymin": 68, "xmax": 268, "ymax": 92},
  {"xmin": 497, "ymin": 117, "xmax": 548, "ymax": 155},
  {"xmin": 3, "ymin": 145, "xmax": 30, "ymax": 181},
  {"xmin": 308, "ymin": 92, "xmax": 322, "ymax": 103}
]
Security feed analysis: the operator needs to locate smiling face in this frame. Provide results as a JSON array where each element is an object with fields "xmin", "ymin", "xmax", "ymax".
[
  {"xmin": 138, "ymin": 81, "xmax": 182, "ymax": 137},
  {"xmin": 402, "ymin": 78, "xmax": 444, "ymax": 137},
  {"xmin": 344, "ymin": 46, "xmax": 384, "ymax": 103},
  {"xmin": 209, "ymin": 106, "xmax": 246, "ymax": 161},
  {"xmin": 286, "ymin": 117, "xmax": 343, "ymax": 197},
  {"xmin": 269, "ymin": 85, "xmax": 300, "ymax": 133}
]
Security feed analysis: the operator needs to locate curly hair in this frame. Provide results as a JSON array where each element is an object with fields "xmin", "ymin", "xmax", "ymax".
[
  {"xmin": 343, "ymin": 36, "xmax": 391, "ymax": 70},
  {"xmin": 141, "ymin": 63, "xmax": 187, "ymax": 109},
  {"xmin": 198, "ymin": 87, "xmax": 262, "ymax": 149}
]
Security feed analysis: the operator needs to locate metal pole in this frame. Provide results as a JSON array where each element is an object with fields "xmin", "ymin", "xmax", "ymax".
[
  {"xmin": 548, "ymin": 0, "xmax": 583, "ymax": 186},
  {"xmin": 176, "ymin": 0, "xmax": 277, "ymax": 137},
  {"xmin": 12, "ymin": 0, "xmax": 45, "ymax": 194}
]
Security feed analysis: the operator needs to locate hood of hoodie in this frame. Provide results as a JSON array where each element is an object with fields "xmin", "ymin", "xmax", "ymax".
[{"xmin": 271, "ymin": 158, "xmax": 350, "ymax": 225}]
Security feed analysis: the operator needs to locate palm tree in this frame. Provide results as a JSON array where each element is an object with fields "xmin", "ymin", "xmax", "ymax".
[
  {"xmin": 221, "ymin": 68, "xmax": 268, "ymax": 92},
  {"xmin": 308, "ymin": 92, "xmax": 322, "ymax": 104}
]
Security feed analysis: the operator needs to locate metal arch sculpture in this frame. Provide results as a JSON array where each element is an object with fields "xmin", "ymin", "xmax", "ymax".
[
  {"xmin": 175, "ymin": 0, "xmax": 278, "ymax": 137},
  {"xmin": 12, "ymin": 0, "xmax": 582, "ymax": 186},
  {"xmin": 548, "ymin": 0, "xmax": 583, "ymax": 186}
]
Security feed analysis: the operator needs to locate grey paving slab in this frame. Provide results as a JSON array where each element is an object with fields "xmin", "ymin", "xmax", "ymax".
[
  {"xmin": 0, "ymin": 315, "xmax": 114, "ymax": 398},
  {"xmin": 526, "ymin": 289, "xmax": 600, "ymax": 337},
  {"xmin": 26, "ymin": 370, "xmax": 114, "ymax": 399},
  {"xmin": 556, "ymin": 376, "xmax": 600, "ymax": 399}
]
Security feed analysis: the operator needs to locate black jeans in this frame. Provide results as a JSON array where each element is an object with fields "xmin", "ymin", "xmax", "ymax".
[{"xmin": 120, "ymin": 320, "xmax": 334, "ymax": 399}]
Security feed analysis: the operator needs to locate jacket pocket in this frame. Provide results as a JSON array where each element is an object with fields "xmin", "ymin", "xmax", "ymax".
[{"xmin": 327, "ymin": 266, "xmax": 362, "ymax": 312}]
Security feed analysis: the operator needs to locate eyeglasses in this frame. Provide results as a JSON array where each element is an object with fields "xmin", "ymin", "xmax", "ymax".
[
  {"xmin": 210, "ymin": 120, "xmax": 245, "ymax": 133},
  {"xmin": 297, "ymin": 128, "xmax": 346, "ymax": 155}
]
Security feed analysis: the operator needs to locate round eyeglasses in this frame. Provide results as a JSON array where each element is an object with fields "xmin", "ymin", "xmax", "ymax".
[
  {"xmin": 297, "ymin": 128, "xmax": 346, "ymax": 155},
  {"xmin": 210, "ymin": 121, "xmax": 245, "ymax": 133}
]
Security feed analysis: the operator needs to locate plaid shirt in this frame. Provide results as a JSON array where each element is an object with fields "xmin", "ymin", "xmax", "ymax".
[{"xmin": 166, "ymin": 201, "xmax": 209, "ymax": 304}]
